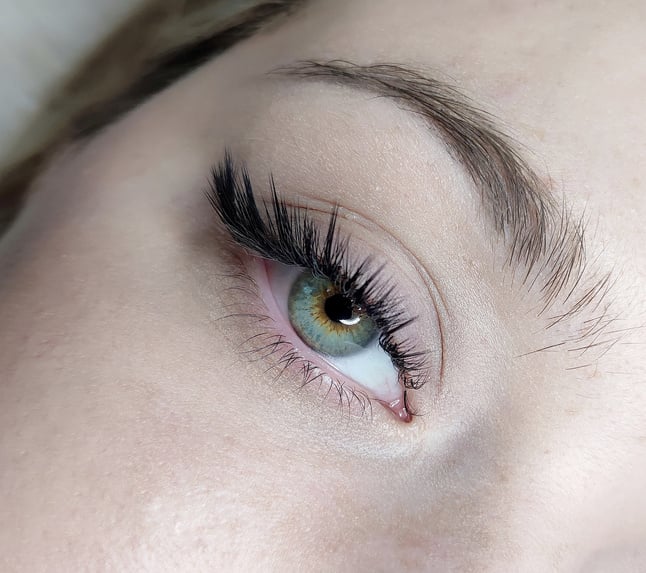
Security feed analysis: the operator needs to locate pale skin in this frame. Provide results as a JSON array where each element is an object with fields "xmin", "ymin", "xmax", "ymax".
[{"xmin": 1, "ymin": 0, "xmax": 645, "ymax": 571}]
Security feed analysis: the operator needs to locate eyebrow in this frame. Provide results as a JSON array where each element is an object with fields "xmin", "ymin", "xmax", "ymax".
[{"xmin": 274, "ymin": 61, "xmax": 610, "ymax": 324}]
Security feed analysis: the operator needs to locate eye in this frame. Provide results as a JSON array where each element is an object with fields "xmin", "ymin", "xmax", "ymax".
[
  {"xmin": 259, "ymin": 261, "xmax": 410, "ymax": 421},
  {"xmin": 207, "ymin": 151, "xmax": 439, "ymax": 423}
]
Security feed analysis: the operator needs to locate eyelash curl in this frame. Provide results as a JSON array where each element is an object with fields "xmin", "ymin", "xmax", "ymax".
[{"xmin": 207, "ymin": 151, "xmax": 429, "ymax": 419}]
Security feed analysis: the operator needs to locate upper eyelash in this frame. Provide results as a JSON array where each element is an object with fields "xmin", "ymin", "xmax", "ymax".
[{"xmin": 206, "ymin": 150, "xmax": 429, "ymax": 391}]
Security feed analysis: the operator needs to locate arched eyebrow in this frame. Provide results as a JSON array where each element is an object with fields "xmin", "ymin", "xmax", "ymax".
[{"xmin": 274, "ymin": 60, "xmax": 607, "ymax": 320}]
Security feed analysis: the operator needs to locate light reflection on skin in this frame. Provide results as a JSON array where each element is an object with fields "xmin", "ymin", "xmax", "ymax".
[{"xmin": 0, "ymin": 0, "xmax": 645, "ymax": 570}]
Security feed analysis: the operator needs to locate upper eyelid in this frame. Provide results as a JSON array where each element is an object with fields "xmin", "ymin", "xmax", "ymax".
[{"xmin": 293, "ymin": 197, "xmax": 450, "ymax": 384}]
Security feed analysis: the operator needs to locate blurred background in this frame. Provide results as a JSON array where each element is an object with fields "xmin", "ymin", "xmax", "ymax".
[{"xmin": 0, "ymin": 0, "xmax": 149, "ymax": 169}]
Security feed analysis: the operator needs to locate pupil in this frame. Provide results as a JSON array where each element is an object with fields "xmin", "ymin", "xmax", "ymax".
[{"xmin": 324, "ymin": 293, "xmax": 355, "ymax": 323}]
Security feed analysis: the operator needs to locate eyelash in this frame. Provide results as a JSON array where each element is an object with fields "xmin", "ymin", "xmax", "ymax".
[{"xmin": 207, "ymin": 151, "xmax": 428, "ymax": 418}]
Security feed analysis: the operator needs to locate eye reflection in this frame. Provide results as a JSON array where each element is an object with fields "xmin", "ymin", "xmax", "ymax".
[{"xmin": 288, "ymin": 271, "xmax": 377, "ymax": 356}]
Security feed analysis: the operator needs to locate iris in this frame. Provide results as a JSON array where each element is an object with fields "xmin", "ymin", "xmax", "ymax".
[{"xmin": 288, "ymin": 270, "xmax": 377, "ymax": 356}]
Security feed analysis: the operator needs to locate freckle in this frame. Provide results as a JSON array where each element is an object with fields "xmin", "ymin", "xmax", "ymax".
[{"xmin": 632, "ymin": 177, "xmax": 640, "ymax": 188}]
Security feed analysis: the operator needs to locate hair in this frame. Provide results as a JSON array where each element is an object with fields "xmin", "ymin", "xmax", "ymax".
[{"xmin": 0, "ymin": 0, "xmax": 304, "ymax": 234}]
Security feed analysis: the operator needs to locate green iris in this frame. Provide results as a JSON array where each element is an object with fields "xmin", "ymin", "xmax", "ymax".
[{"xmin": 287, "ymin": 270, "xmax": 377, "ymax": 357}]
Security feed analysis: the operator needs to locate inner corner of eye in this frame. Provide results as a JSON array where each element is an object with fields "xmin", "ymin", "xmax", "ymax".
[{"xmin": 255, "ymin": 259, "xmax": 412, "ymax": 422}]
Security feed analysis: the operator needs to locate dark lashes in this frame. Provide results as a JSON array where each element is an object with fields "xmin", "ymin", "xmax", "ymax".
[{"xmin": 206, "ymin": 151, "xmax": 428, "ymax": 390}]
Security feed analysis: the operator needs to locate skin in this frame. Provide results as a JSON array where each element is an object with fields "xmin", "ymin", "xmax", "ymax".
[{"xmin": 1, "ymin": 0, "xmax": 645, "ymax": 570}]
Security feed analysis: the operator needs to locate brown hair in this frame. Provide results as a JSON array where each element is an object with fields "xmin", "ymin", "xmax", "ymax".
[{"xmin": 0, "ymin": 0, "xmax": 304, "ymax": 234}]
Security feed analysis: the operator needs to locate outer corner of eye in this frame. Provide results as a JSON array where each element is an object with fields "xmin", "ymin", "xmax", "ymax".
[{"xmin": 247, "ymin": 256, "xmax": 417, "ymax": 423}]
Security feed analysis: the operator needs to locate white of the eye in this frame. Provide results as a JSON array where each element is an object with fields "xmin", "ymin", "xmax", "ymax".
[{"xmin": 326, "ymin": 339, "xmax": 400, "ymax": 402}]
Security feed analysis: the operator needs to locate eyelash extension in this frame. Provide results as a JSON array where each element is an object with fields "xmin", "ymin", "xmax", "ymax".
[{"xmin": 206, "ymin": 151, "xmax": 428, "ymax": 398}]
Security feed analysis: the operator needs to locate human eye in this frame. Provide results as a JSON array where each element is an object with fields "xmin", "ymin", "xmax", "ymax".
[{"xmin": 207, "ymin": 151, "xmax": 443, "ymax": 423}]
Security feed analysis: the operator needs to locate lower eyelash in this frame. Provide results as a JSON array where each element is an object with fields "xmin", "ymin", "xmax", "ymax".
[{"xmin": 249, "ymin": 332, "xmax": 374, "ymax": 417}]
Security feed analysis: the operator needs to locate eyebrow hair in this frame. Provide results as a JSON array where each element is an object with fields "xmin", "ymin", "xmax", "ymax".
[{"xmin": 274, "ymin": 61, "xmax": 611, "ymax": 323}]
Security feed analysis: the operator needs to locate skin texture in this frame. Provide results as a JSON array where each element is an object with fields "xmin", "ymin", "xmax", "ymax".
[{"xmin": 1, "ymin": 0, "xmax": 645, "ymax": 571}]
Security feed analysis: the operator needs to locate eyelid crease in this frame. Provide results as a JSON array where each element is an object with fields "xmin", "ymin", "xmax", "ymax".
[{"xmin": 286, "ymin": 192, "xmax": 449, "ymax": 388}]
